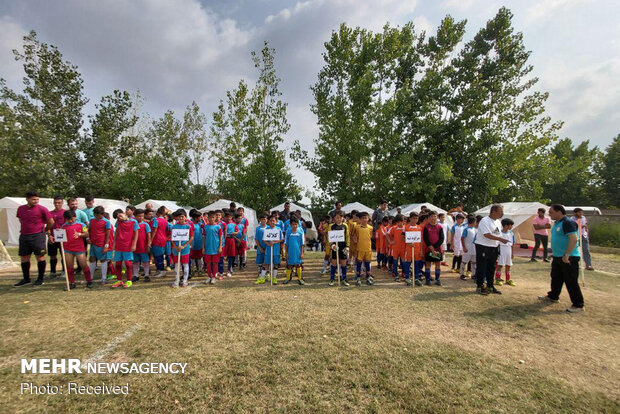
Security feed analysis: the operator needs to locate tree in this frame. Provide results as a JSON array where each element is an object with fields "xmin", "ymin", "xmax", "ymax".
[
  {"xmin": 0, "ymin": 30, "xmax": 87, "ymax": 197},
  {"xmin": 211, "ymin": 42, "xmax": 301, "ymax": 210},
  {"xmin": 598, "ymin": 134, "xmax": 618, "ymax": 208}
]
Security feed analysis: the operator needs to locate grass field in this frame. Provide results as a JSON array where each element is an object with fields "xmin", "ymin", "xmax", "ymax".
[{"xmin": 0, "ymin": 248, "xmax": 619, "ymax": 413}]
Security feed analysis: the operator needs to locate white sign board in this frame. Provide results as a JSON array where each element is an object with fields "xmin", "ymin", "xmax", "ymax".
[
  {"xmin": 406, "ymin": 231, "xmax": 422, "ymax": 244},
  {"xmin": 328, "ymin": 230, "xmax": 345, "ymax": 243},
  {"xmin": 171, "ymin": 228, "xmax": 190, "ymax": 242},
  {"xmin": 53, "ymin": 229, "xmax": 67, "ymax": 243},
  {"xmin": 263, "ymin": 228, "xmax": 280, "ymax": 241}
]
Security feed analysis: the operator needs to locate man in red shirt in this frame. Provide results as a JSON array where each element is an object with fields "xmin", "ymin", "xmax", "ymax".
[{"xmin": 15, "ymin": 191, "xmax": 54, "ymax": 287}]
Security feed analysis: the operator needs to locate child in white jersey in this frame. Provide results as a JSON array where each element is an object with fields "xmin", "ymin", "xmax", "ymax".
[
  {"xmin": 495, "ymin": 218, "xmax": 515, "ymax": 286},
  {"xmin": 460, "ymin": 216, "xmax": 478, "ymax": 280}
]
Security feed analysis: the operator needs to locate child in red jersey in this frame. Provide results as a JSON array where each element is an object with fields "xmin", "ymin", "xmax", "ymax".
[
  {"xmin": 110, "ymin": 209, "xmax": 138, "ymax": 289},
  {"xmin": 61, "ymin": 210, "xmax": 92, "ymax": 290}
]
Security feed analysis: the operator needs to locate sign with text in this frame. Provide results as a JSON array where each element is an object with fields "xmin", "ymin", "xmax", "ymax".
[
  {"xmin": 328, "ymin": 230, "xmax": 345, "ymax": 243},
  {"xmin": 263, "ymin": 228, "xmax": 280, "ymax": 241},
  {"xmin": 171, "ymin": 228, "xmax": 190, "ymax": 242},
  {"xmin": 406, "ymin": 231, "xmax": 422, "ymax": 244},
  {"xmin": 53, "ymin": 229, "xmax": 67, "ymax": 243}
]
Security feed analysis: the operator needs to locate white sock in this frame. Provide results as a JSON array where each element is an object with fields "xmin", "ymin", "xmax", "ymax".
[
  {"xmin": 460, "ymin": 262, "xmax": 466, "ymax": 276},
  {"xmin": 143, "ymin": 263, "xmax": 150, "ymax": 276},
  {"xmin": 132, "ymin": 262, "xmax": 139, "ymax": 278},
  {"xmin": 183, "ymin": 263, "xmax": 190, "ymax": 283},
  {"xmin": 260, "ymin": 269, "xmax": 266, "ymax": 278},
  {"xmin": 89, "ymin": 262, "xmax": 97, "ymax": 279},
  {"xmin": 273, "ymin": 268, "xmax": 278, "ymax": 278},
  {"xmin": 100, "ymin": 261, "xmax": 108, "ymax": 281},
  {"xmin": 471, "ymin": 263, "xmax": 477, "ymax": 275}
]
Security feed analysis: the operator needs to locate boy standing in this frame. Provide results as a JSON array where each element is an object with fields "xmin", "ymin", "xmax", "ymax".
[
  {"xmin": 60, "ymin": 210, "xmax": 92, "ymax": 290},
  {"xmin": 254, "ymin": 214, "xmax": 268, "ymax": 284},
  {"xmin": 150, "ymin": 206, "xmax": 170, "ymax": 278},
  {"xmin": 327, "ymin": 212, "xmax": 350, "ymax": 286},
  {"xmin": 170, "ymin": 210, "xmax": 194, "ymax": 287},
  {"xmin": 423, "ymin": 211, "xmax": 445, "ymax": 286},
  {"xmin": 88, "ymin": 206, "xmax": 111, "ymax": 284},
  {"xmin": 404, "ymin": 212, "xmax": 424, "ymax": 286},
  {"xmin": 284, "ymin": 218, "xmax": 306, "ymax": 285},
  {"xmin": 223, "ymin": 212, "xmax": 239, "ymax": 277},
  {"xmin": 450, "ymin": 214, "xmax": 465, "ymax": 273},
  {"xmin": 460, "ymin": 216, "xmax": 478, "ymax": 280},
  {"xmin": 132, "ymin": 209, "xmax": 152, "ymax": 283},
  {"xmin": 353, "ymin": 212, "xmax": 374, "ymax": 286},
  {"xmin": 203, "ymin": 211, "xmax": 223, "ymax": 284},
  {"xmin": 48, "ymin": 195, "xmax": 66, "ymax": 278},
  {"xmin": 264, "ymin": 215, "xmax": 284, "ymax": 284},
  {"xmin": 111, "ymin": 210, "xmax": 138, "ymax": 289},
  {"xmin": 190, "ymin": 210, "xmax": 204, "ymax": 279},
  {"xmin": 386, "ymin": 215, "xmax": 406, "ymax": 282},
  {"xmin": 495, "ymin": 218, "xmax": 515, "ymax": 286}
]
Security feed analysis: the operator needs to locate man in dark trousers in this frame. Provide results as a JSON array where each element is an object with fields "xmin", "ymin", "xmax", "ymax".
[
  {"xmin": 474, "ymin": 204, "xmax": 508, "ymax": 295},
  {"xmin": 539, "ymin": 204, "xmax": 585, "ymax": 313},
  {"xmin": 14, "ymin": 191, "xmax": 54, "ymax": 287}
]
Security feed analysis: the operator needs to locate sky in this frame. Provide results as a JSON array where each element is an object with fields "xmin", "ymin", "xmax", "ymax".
[{"xmin": 0, "ymin": 0, "xmax": 618, "ymax": 197}]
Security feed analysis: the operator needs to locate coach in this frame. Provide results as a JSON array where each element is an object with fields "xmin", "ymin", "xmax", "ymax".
[
  {"xmin": 14, "ymin": 191, "xmax": 54, "ymax": 287},
  {"xmin": 371, "ymin": 200, "xmax": 391, "ymax": 231},
  {"xmin": 279, "ymin": 201, "xmax": 292, "ymax": 222},
  {"xmin": 538, "ymin": 204, "xmax": 584, "ymax": 313},
  {"xmin": 474, "ymin": 204, "xmax": 508, "ymax": 295}
]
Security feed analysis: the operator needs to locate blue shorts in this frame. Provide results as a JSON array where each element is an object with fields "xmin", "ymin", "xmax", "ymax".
[
  {"xmin": 89, "ymin": 245, "xmax": 107, "ymax": 261},
  {"xmin": 287, "ymin": 256, "xmax": 303, "ymax": 266},
  {"xmin": 114, "ymin": 251, "xmax": 133, "ymax": 262},
  {"xmin": 65, "ymin": 250, "xmax": 85, "ymax": 256},
  {"xmin": 264, "ymin": 254, "xmax": 280, "ymax": 265},
  {"xmin": 151, "ymin": 245, "xmax": 165, "ymax": 257},
  {"xmin": 133, "ymin": 253, "xmax": 149, "ymax": 263},
  {"xmin": 256, "ymin": 251, "xmax": 265, "ymax": 265},
  {"xmin": 106, "ymin": 250, "xmax": 114, "ymax": 260},
  {"xmin": 165, "ymin": 241, "xmax": 171, "ymax": 256}
]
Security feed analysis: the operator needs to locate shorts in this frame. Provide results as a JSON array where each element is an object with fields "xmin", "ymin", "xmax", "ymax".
[
  {"xmin": 114, "ymin": 251, "xmax": 134, "ymax": 262},
  {"xmin": 19, "ymin": 233, "xmax": 46, "ymax": 257},
  {"xmin": 264, "ymin": 251, "xmax": 281, "ymax": 265},
  {"xmin": 65, "ymin": 250, "xmax": 85, "ymax": 256},
  {"xmin": 498, "ymin": 250, "xmax": 513, "ymax": 266},
  {"xmin": 287, "ymin": 254, "xmax": 303, "ymax": 266},
  {"xmin": 133, "ymin": 253, "xmax": 150, "ymax": 263},
  {"xmin": 452, "ymin": 244, "xmax": 462, "ymax": 256},
  {"xmin": 462, "ymin": 249, "xmax": 476, "ymax": 263},
  {"xmin": 151, "ymin": 245, "xmax": 165, "ymax": 257},
  {"xmin": 165, "ymin": 241, "xmax": 171, "ymax": 256},
  {"xmin": 172, "ymin": 253, "xmax": 190, "ymax": 264},
  {"xmin": 48, "ymin": 241, "xmax": 61, "ymax": 256},
  {"xmin": 425, "ymin": 251, "xmax": 443, "ymax": 262},
  {"xmin": 236, "ymin": 240, "xmax": 247, "ymax": 255},
  {"xmin": 106, "ymin": 249, "xmax": 114, "ymax": 261},
  {"xmin": 190, "ymin": 249, "xmax": 204, "ymax": 259},
  {"xmin": 256, "ymin": 251, "xmax": 265, "ymax": 265},
  {"xmin": 89, "ymin": 245, "xmax": 107, "ymax": 261},
  {"xmin": 330, "ymin": 245, "xmax": 347, "ymax": 261},
  {"xmin": 391, "ymin": 249, "xmax": 405, "ymax": 261},
  {"xmin": 356, "ymin": 250, "xmax": 372, "ymax": 262},
  {"xmin": 204, "ymin": 254, "xmax": 220, "ymax": 263},
  {"xmin": 223, "ymin": 237, "xmax": 236, "ymax": 257}
]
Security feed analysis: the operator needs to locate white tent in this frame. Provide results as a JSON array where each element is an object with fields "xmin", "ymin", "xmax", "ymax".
[
  {"xmin": 135, "ymin": 199, "xmax": 190, "ymax": 213},
  {"xmin": 271, "ymin": 202, "xmax": 318, "ymax": 241},
  {"xmin": 341, "ymin": 202, "xmax": 374, "ymax": 215},
  {"xmin": 565, "ymin": 206, "xmax": 602, "ymax": 215},
  {"xmin": 475, "ymin": 202, "xmax": 549, "ymax": 246},
  {"xmin": 199, "ymin": 199, "xmax": 258, "ymax": 248},
  {"xmin": 0, "ymin": 196, "xmax": 129, "ymax": 246},
  {"xmin": 389, "ymin": 202, "xmax": 447, "ymax": 216}
]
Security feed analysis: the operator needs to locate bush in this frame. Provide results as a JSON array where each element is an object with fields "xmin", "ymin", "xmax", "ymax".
[{"xmin": 589, "ymin": 222, "xmax": 620, "ymax": 247}]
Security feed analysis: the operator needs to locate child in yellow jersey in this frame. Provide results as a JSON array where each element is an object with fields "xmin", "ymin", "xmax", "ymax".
[
  {"xmin": 353, "ymin": 212, "xmax": 374, "ymax": 286},
  {"xmin": 347, "ymin": 212, "xmax": 358, "ymax": 268}
]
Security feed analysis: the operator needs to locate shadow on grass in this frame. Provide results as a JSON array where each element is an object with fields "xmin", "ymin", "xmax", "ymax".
[{"xmin": 463, "ymin": 301, "xmax": 564, "ymax": 321}]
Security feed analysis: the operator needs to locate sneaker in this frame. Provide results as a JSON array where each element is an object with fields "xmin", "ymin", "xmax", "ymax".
[
  {"xmin": 106, "ymin": 274, "xmax": 117, "ymax": 280},
  {"xmin": 495, "ymin": 279, "xmax": 503, "ymax": 286},
  {"xmin": 218, "ymin": 275, "xmax": 224, "ymax": 281},
  {"xmin": 414, "ymin": 279, "xmax": 423, "ymax": 286},
  {"xmin": 366, "ymin": 277, "xmax": 374, "ymax": 286},
  {"xmin": 48, "ymin": 272, "xmax": 57, "ymax": 279},
  {"xmin": 33, "ymin": 279, "xmax": 44, "ymax": 286},
  {"xmin": 477, "ymin": 287, "xmax": 489, "ymax": 295},
  {"xmin": 435, "ymin": 279, "xmax": 442, "ymax": 286},
  {"xmin": 506, "ymin": 280, "xmax": 515, "ymax": 286},
  {"xmin": 490, "ymin": 288, "xmax": 501, "ymax": 294},
  {"xmin": 298, "ymin": 279, "xmax": 305, "ymax": 286},
  {"xmin": 64, "ymin": 283, "xmax": 77, "ymax": 291},
  {"xmin": 283, "ymin": 278, "xmax": 291, "ymax": 285},
  {"xmin": 394, "ymin": 277, "xmax": 400, "ymax": 282},
  {"xmin": 153, "ymin": 271, "xmax": 165, "ymax": 278},
  {"xmin": 425, "ymin": 279, "xmax": 432, "ymax": 286},
  {"xmin": 566, "ymin": 306, "xmax": 585, "ymax": 313},
  {"xmin": 465, "ymin": 271, "xmax": 472, "ymax": 278},
  {"xmin": 586, "ymin": 266, "xmax": 594, "ymax": 271},
  {"xmin": 210, "ymin": 277, "xmax": 216, "ymax": 284},
  {"xmin": 355, "ymin": 278, "xmax": 361, "ymax": 286},
  {"xmin": 181, "ymin": 282, "xmax": 188, "ymax": 288},
  {"xmin": 272, "ymin": 277, "xmax": 278, "ymax": 285},
  {"xmin": 226, "ymin": 272, "xmax": 232, "ymax": 278},
  {"xmin": 131, "ymin": 275, "xmax": 139, "ymax": 283},
  {"xmin": 144, "ymin": 276, "xmax": 151, "ymax": 282},
  {"xmin": 460, "ymin": 274, "xmax": 467, "ymax": 280},
  {"xmin": 166, "ymin": 266, "xmax": 172, "ymax": 271},
  {"xmin": 530, "ymin": 258, "xmax": 537, "ymax": 262},
  {"xmin": 254, "ymin": 278, "xmax": 265, "ymax": 285},
  {"xmin": 170, "ymin": 282, "xmax": 179, "ymax": 288},
  {"xmin": 320, "ymin": 268, "xmax": 326, "ymax": 275},
  {"xmin": 543, "ymin": 258, "xmax": 550, "ymax": 263},
  {"xmin": 538, "ymin": 295, "xmax": 559, "ymax": 303},
  {"xmin": 86, "ymin": 281, "xmax": 93, "ymax": 289},
  {"xmin": 342, "ymin": 280, "xmax": 350, "ymax": 286},
  {"xmin": 14, "ymin": 279, "xmax": 31, "ymax": 287},
  {"xmin": 123, "ymin": 281, "xmax": 133, "ymax": 289},
  {"xmin": 329, "ymin": 280, "xmax": 335, "ymax": 286},
  {"xmin": 406, "ymin": 279, "xmax": 413, "ymax": 286},
  {"xmin": 111, "ymin": 281, "xmax": 124, "ymax": 288}
]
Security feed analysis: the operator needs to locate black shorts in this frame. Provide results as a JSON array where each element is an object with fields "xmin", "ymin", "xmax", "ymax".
[
  {"xmin": 19, "ymin": 232, "xmax": 47, "ymax": 257},
  {"xmin": 48, "ymin": 241, "xmax": 61, "ymax": 256},
  {"xmin": 331, "ymin": 246, "xmax": 347, "ymax": 261},
  {"xmin": 425, "ymin": 251, "xmax": 443, "ymax": 263}
]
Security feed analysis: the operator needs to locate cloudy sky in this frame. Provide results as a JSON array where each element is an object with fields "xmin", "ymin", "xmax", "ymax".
[{"xmin": 0, "ymin": 0, "xmax": 618, "ymax": 193}]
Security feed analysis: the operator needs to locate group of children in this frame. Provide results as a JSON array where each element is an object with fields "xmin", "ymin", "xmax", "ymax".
[{"xmin": 50, "ymin": 200, "xmax": 517, "ymax": 290}]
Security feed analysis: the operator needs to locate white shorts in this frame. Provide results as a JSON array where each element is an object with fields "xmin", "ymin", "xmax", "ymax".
[
  {"xmin": 498, "ymin": 250, "xmax": 513, "ymax": 266},
  {"xmin": 452, "ymin": 244, "xmax": 462, "ymax": 257},
  {"xmin": 462, "ymin": 249, "xmax": 476, "ymax": 264}
]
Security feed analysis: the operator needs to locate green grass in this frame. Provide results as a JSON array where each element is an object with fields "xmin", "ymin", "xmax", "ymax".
[
  {"xmin": 589, "ymin": 222, "xmax": 620, "ymax": 248},
  {"xmin": 1, "ymin": 251, "xmax": 619, "ymax": 413}
]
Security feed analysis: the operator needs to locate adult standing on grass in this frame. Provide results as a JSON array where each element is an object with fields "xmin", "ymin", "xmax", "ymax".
[
  {"xmin": 82, "ymin": 195, "xmax": 96, "ymax": 222},
  {"xmin": 329, "ymin": 201, "xmax": 343, "ymax": 219},
  {"xmin": 538, "ymin": 204, "xmax": 585, "ymax": 313},
  {"xmin": 371, "ymin": 200, "xmax": 391, "ymax": 231},
  {"xmin": 279, "ymin": 201, "xmax": 291, "ymax": 222},
  {"xmin": 571, "ymin": 208, "xmax": 594, "ymax": 270},
  {"xmin": 474, "ymin": 204, "xmax": 508, "ymax": 295},
  {"xmin": 531, "ymin": 208, "xmax": 551, "ymax": 262},
  {"xmin": 14, "ymin": 191, "xmax": 54, "ymax": 287}
]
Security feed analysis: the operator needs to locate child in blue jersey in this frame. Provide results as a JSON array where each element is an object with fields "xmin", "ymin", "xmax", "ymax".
[
  {"xmin": 223, "ymin": 212, "xmax": 239, "ymax": 277},
  {"xmin": 170, "ymin": 209, "xmax": 194, "ymax": 288},
  {"xmin": 234, "ymin": 213, "xmax": 246, "ymax": 269},
  {"xmin": 189, "ymin": 210, "xmax": 204, "ymax": 279},
  {"xmin": 284, "ymin": 218, "xmax": 306, "ymax": 285},
  {"xmin": 203, "ymin": 211, "xmax": 223, "ymax": 285},
  {"xmin": 264, "ymin": 215, "xmax": 284, "ymax": 284},
  {"xmin": 253, "ymin": 214, "xmax": 268, "ymax": 284}
]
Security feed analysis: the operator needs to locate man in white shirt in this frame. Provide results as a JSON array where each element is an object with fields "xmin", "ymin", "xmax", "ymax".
[{"xmin": 474, "ymin": 204, "xmax": 509, "ymax": 295}]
